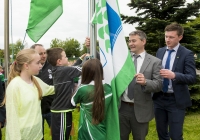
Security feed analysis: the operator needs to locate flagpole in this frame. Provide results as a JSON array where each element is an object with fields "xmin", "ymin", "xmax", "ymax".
[
  {"xmin": 89, "ymin": 0, "xmax": 97, "ymax": 58},
  {"xmin": 4, "ymin": 0, "xmax": 10, "ymax": 85}
]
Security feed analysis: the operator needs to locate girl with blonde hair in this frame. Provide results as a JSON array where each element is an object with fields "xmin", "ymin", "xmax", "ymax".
[{"xmin": 6, "ymin": 49, "xmax": 54, "ymax": 140}]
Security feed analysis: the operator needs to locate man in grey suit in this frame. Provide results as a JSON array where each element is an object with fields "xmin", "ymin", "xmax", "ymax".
[{"xmin": 119, "ymin": 30, "xmax": 162, "ymax": 140}]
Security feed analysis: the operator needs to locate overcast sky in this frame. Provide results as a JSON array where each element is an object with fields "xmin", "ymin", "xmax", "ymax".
[{"xmin": 0, "ymin": 0, "xmax": 136, "ymax": 49}]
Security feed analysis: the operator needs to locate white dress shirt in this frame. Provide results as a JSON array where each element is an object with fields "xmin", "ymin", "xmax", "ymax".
[{"xmin": 162, "ymin": 44, "xmax": 179, "ymax": 93}]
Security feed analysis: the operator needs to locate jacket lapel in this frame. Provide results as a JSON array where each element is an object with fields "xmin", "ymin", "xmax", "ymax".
[
  {"xmin": 172, "ymin": 45, "xmax": 183, "ymax": 71},
  {"xmin": 140, "ymin": 53, "xmax": 151, "ymax": 73}
]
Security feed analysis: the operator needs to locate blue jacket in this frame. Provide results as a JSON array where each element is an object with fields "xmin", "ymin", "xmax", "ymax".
[{"xmin": 156, "ymin": 45, "xmax": 196, "ymax": 109}]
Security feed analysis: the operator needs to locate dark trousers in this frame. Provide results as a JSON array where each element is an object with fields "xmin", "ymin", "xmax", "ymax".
[
  {"xmin": 51, "ymin": 112, "xmax": 72, "ymax": 140},
  {"xmin": 41, "ymin": 112, "xmax": 51, "ymax": 140},
  {"xmin": 119, "ymin": 101, "xmax": 148, "ymax": 140},
  {"xmin": 154, "ymin": 95, "xmax": 185, "ymax": 140}
]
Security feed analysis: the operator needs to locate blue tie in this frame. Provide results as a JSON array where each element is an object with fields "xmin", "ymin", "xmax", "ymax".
[{"xmin": 162, "ymin": 49, "xmax": 174, "ymax": 93}]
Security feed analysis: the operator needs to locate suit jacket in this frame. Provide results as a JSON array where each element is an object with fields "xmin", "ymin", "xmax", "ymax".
[
  {"xmin": 156, "ymin": 45, "xmax": 196, "ymax": 109},
  {"xmin": 133, "ymin": 53, "xmax": 162, "ymax": 123}
]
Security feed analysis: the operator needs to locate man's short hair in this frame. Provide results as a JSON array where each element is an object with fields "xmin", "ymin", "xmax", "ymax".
[
  {"xmin": 165, "ymin": 22, "xmax": 184, "ymax": 36},
  {"xmin": 46, "ymin": 47, "xmax": 64, "ymax": 66},
  {"xmin": 30, "ymin": 44, "xmax": 43, "ymax": 49},
  {"xmin": 129, "ymin": 30, "xmax": 147, "ymax": 40}
]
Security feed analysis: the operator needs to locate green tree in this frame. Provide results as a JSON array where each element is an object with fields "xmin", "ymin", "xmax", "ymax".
[
  {"xmin": 50, "ymin": 38, "xmax": 63, "ymax": 48},
  {"xmin": 0, "ymin": 49, "xmax": 4, "ymax": 59},
  {"xmin": 186, "ymin": 17, "xmax": 200, "ymax": 112},
  {"xmin": 121, "ymin": 0, "xmax": 200, "ymax": 55},
  {"xmin": 81, "ymin": 44, "xmax": 88, "ymax": 55},
  {"xmin": 50, "ymin": 38, "xmax": 81, "ymax": 58},
  {"xmin": 9, "ymin": 39, "xmax": 24, "ymax": 61},
  {"xmin": 63, "ymin": 38, "xmax": 81, "ymax": 57}
]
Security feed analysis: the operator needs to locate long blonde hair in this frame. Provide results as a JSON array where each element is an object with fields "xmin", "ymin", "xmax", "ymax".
[{"xmin": 8, "ymin": 49, "xmax": 43, "ymax": 100}]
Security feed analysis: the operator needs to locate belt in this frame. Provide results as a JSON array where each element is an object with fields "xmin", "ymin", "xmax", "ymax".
[
  {"xmin": 159, "ymin": 91, "xmax": 174, "ymax": 97},
  {"xmin": 122, "ymin": 101, "xmax": 134, "ymax": 106}
]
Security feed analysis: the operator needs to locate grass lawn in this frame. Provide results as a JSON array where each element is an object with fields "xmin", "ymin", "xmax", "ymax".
[{"xmin": 1, "ymin": 111, "xmax": 200, "ymax": 140}]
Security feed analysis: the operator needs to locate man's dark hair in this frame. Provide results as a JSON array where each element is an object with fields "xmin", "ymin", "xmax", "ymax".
[{"xmin": 30, "ymin": 44, "xmax": 43, "ymax": 49}]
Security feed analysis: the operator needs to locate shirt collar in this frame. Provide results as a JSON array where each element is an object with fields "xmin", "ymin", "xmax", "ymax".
[
  {"xmin": 132, "ymin": 51, "xmax": 146, "ymax": 59},
  {"xmin": 167, "ymin": 43, "xmax": 180, "ymax": 52}
]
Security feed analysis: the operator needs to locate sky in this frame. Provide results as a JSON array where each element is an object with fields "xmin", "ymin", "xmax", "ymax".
[{"xmin": 0, "ymin": 0, "xmax": 135, "ymax": 49}]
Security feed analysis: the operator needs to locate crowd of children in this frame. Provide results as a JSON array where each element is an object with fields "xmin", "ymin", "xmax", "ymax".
[{"xmin": 1, "ymin": 47, "xmax": 112, "ymax": 140}]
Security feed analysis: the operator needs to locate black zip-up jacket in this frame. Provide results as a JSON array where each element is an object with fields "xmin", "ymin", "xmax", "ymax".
[
  {"xmin": 51, "ymin": 59, "xmax": 82, "ymax": 112},
  {"xmin": 36, "ymin": 61, "xmax": 54, "ymax": 114}
]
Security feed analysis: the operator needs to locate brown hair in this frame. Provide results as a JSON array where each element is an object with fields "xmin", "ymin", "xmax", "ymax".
[
  {"xmin": 46, "ymin": 47, "xmax": 63, "ymax": 66},
  {"xmin": 8, "ymin": 49, "xmax": 43, "ymax": 100},
  {"xmin": 81, "ymin": 59, "xmax": 104, "ymax": 124},
  {"xmin": 165, "ymin": 22, "xmax": 184, "ymax": 36}
]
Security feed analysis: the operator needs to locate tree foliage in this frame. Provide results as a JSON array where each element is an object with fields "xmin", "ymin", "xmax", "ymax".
[
  {"xmin": 9, "ymin": 39, "xmax": 24, "ymax": 61},
  {"xmin": 50, "ymin": 38, "xmax": 81, "ymax": 58},
  {"xmin": 121, "ymin": 0, "xmax": 200, "ymax": 55}
]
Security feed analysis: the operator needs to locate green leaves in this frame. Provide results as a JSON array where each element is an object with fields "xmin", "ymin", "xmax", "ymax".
[{"xmin": 50, "ymin": 38, "xmax": 81, "ymax": 57}]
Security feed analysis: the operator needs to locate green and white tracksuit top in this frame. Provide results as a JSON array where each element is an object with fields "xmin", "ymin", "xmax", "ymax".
[{"xmin": 71, "ymin": 81, "xmax": 113, "ymax": 140}]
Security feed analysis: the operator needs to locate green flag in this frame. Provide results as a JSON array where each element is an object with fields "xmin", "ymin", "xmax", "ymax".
[
  {"xmin": 92, "ymin": 0, "xmax": 135, "ymax": 139},
  {"xmin": 26, "ymin": 0, "xmax": 63, "ymax": 42}
]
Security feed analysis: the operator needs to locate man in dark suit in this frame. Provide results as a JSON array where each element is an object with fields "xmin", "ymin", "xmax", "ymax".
[
  {"xmin": 154, "ymin": 23, "xmax": 196, "ymax": 140},
  {"xmin": 119, "ymin": 30, "xmax": 162, "ymax": 140}
]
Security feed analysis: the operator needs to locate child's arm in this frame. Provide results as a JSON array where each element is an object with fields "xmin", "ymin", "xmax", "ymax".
[
  {"xmin": 35, "ymin": 76, "xmax": 55, "ymax": 97},
  {"xmin": 73, "ymin": 53, "xmax": 88, "ymax": 66}
]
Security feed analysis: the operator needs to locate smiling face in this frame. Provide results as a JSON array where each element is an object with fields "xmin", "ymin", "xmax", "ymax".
[
  {"xmin": 165, "ymin": 31, "xmax": 183, "ymax": 49},
  {"xmin": 129, "ymin": 34, "xmax": 146, "ymax": 55}
]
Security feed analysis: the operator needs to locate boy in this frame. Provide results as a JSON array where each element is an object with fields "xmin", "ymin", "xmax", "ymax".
[{"xmin": 46, "ymin": 47, "xmax": 85, "ymax": 140}]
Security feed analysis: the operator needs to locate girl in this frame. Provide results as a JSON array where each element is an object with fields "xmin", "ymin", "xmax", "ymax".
[
  {"xmin": 71, "ymin": 59, "xmax": 112, "ymax": 140},
  {"xmin": 6, "ymin": 49, "xmax": 54, "ymax": 140}
]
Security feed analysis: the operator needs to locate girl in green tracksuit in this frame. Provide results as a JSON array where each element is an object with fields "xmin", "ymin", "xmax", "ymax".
[{"xmin": 71, "ymin": 59, "xmax": 113, "ymax": 140}]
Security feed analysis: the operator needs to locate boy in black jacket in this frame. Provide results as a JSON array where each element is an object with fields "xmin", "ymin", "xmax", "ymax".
[{"xmin": 47, "ymin": 47, "xmax": 85, "ymax": 140}]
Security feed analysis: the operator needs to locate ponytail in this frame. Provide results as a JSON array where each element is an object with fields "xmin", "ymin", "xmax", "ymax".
[
  {"xmin": 8, "ymin": 61, "xmax": 20, "ymax": 84},
  {"xmin": 92, "ymin": 80, "xmax": 104, "ymax": 124}
]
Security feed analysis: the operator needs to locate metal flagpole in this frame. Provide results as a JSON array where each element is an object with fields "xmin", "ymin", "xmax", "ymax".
[
  {"xmin": 89, "ymin": 0, "xmax": 97, "ymax": 58},
  {"xmin": 4, "ymin": 0, "xmax": 10, "ymax": 86}
]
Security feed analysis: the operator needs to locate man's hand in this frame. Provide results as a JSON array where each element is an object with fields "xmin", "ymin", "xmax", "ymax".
[
  {"xmin": 85, "ymin": 37, "xmax": 90, "ymax": 48},
  {"xmin": 135, "ymin": 73, "xmax": 146, "ymax": 86},
  {"xmin": 160, "ymin": 69, "xmax": 175, "ymax": 79}
]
